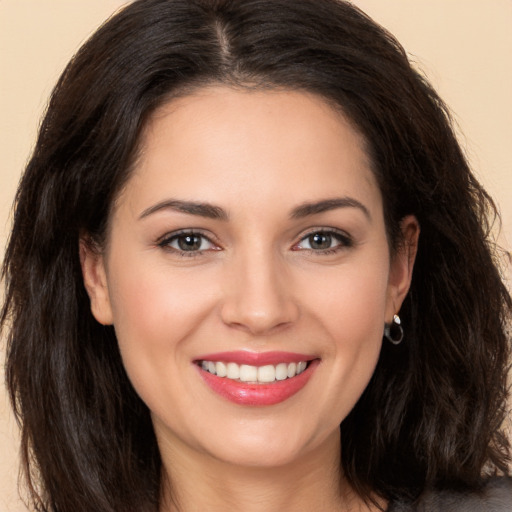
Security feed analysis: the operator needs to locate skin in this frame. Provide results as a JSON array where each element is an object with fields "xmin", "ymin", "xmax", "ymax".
[{"xmin": 81, "ymin": 86, "xmax": 419, "ymax": 511}]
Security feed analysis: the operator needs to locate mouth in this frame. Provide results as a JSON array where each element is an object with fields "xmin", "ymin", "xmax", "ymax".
[
  {"xmin": 197, "ymin": 359, "xmax": 309, "ymax": 383},
  {"xmin": 194, "ymin": 351, "xmax": 319, "ymax": 406}
]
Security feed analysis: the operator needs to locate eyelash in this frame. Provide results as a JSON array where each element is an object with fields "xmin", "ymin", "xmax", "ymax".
[
  {"xmin": 156, "ymin": 228, "xmax": 353, "ymax": 257},
  {"xmin": 292, "ymin": 228, "xmax": 353, "ymax": 255},
  {"xmin": 157, "ymin": 230, "xmax": 218, "ymax": 257}
]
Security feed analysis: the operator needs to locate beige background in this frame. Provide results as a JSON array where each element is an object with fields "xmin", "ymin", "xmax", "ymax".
[{"xmin": 1, "ymin": 1, "xmax": 511, "ymax": 510}]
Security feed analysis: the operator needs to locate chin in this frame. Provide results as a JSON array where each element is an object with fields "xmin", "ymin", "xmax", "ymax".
[{"xmin": 196, "ymin": 419, "xmax": 334, "ymax": 470}]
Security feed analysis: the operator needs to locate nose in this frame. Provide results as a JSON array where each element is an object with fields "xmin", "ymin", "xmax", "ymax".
[{"xmin": 220, "ymin": 250, "xmax": 300, "ymax": 335}]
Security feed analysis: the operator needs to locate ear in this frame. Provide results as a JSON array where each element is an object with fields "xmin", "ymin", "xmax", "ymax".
[
  {"xmin": 79, "ymin": 237, "xmax": 114, "ymax": 325},
  {"xmin": 385, "ymin": 215, "xmax": 420, "ymax": 321}
]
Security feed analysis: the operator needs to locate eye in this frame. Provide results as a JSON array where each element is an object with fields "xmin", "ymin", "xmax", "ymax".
[
  {"xmin": 293, "ymin": 229, "xmax": 352, "ymax": 252},
  {"xmin": 158, "ymin": 231, "xmax": 218, "ymax": 254}
]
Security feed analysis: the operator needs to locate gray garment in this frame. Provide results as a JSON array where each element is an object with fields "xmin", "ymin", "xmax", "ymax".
[{"xmin": 388, "ymin": 477, "xmax": 512, "ymax": 511}]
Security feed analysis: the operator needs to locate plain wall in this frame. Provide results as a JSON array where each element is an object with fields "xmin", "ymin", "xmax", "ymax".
[{"xmin": 1, "ymin": 1, "xmax": 511, "ymax": 509}]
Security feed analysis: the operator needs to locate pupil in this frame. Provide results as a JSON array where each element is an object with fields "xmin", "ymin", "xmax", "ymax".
[
  {"xmin": 310, "ymin": 233, "xmax": 331, "ymax": 250},
  {"xmin": 178, "ymin": 235, "xmax": 201, "ymax": 251}
]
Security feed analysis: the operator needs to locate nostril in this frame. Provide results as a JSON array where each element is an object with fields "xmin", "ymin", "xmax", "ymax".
[{"xmin": 220, "ymin": 299, "xmax": 299, "ymax": 335}]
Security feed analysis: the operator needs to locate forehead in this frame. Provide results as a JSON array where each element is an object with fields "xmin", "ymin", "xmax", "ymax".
[{"xmin": 119, "ymin": 86, "xmax": 380, "ymax": 218}]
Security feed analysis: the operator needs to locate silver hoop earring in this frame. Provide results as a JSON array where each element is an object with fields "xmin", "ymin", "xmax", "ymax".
[{"xmin": 384, "ymin": 314, "xmax": 404, "ymax": 345}]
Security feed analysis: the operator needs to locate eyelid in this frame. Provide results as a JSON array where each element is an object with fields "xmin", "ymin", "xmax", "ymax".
[
  {"xmin": 155, "ymin": 227, "xmax": 353, "ymax": 256},
  {"xmin": 156, "ymin": 229, "xmax": 221, "ymax": 253},
  {"xmin": 292, "ymin": 227, "xmax": 353, "ymax": 251}
]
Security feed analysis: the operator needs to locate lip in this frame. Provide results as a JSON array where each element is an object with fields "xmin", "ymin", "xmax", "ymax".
[
  {"xmin": 194, "ymin": 350, "xmax": 315, "ymax": 366},
  {"xmin": 194, "ymin": 353, "xmax": 319, "ymax": 406}
]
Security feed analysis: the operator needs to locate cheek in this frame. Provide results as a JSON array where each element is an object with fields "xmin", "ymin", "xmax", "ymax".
[
  {"xmin": 109, "ymin": 255, "xmax": 214, "ymax": 335},
  {"xmin": 300, "ymin": 258, "xmax": 389, "ymax": 419},
  {"xmin": 305, "ymin": 256, "xmax": 390, "ymax": 339},
  {"xmin": 106, "ymin": 259, "xmax": 217, "ymax": 395}
]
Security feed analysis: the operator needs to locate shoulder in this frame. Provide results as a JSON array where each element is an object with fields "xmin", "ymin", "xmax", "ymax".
[{"xmin": 388, "ymin": 477, "xmax": 512, "ymax": 512}]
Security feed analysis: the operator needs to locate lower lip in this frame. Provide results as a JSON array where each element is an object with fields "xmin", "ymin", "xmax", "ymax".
[{"xmin": 196, "ymin": 360, "xmax": 318, "ymax": 406}]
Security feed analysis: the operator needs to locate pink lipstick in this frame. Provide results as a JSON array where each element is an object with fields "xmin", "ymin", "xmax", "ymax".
[{"xmin": 194, "ymin": 351, "xmax": 319, "ymax": 406}]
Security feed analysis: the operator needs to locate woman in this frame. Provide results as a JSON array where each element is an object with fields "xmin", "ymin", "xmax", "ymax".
[{"xmin": 1, "ymin": 0, "xmax": 511, "ymax": 510}]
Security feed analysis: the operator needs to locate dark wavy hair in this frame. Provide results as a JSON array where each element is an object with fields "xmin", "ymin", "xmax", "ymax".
[{"xmin": 2, "ymin": 0, "xmax": 511, "ymax": 510}]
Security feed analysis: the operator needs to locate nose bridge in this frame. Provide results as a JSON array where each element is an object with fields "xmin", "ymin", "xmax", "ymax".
[{"xmin": 221, "ymin": 243, "xmax": 298, "ymax": 334}]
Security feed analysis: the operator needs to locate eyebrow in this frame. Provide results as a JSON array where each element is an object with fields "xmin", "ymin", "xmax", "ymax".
[
  {"xmin": 139, "ymin": 200, "xmax": 228, "ymax": 220},
  {"xmin": 139, "ymin": 196, "xmax": 371, "ymax": 222},
  {"xmin": 290, "ymin": 197, "xmax": 371, "ymax": 220}
]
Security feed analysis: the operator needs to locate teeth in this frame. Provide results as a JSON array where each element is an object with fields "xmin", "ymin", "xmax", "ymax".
[
  {"xmin": 226, "ymin": 362, "xmax": 240, "ymax": 379},
  {"xmin": 287, "ymin": 362, "xmax": 297, "ymax": 378},
  {"xmin": 275, "ymin": 363, "xmax": 288, "ymax": 381},
  {"xmin": 239, "ymin": 364, "xmax": 258, "ymax": 382},
  {"xmin": 200, "ymin": 360, "xmax": 309, "ymax": 383},
  {"xmin": 216, "ymin": 361, "xmax": 227, "ymax": 377}
]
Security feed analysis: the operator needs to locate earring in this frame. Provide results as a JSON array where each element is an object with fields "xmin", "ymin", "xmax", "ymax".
[{"xmin": 384, "ymin": 314, "xmax": 404, "ymax": 345}]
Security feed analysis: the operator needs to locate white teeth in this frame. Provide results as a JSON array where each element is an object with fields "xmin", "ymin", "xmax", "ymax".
[
  {"xmin": 200, "ymin": 360, "xmax": 310, "ymax": 383},
  {"xmin": 215, "ymin": 361, "xmax": 227, "ymax": 377},
  {"xmin": 275, "ymin": 363, "xmax": 288, "ymax": 381},
  {"xmin": 239, "ymin": 364, "xmax": 258, "ymax": 382},
  {"xmin": 258, "ymin": 365, "xmax": 276, "ymax": 383},
  {"xmin": 226, "ymin": 362, "xmax": 240, "ymax": 379}
]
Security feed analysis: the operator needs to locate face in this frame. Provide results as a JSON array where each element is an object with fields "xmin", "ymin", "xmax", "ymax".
[{"xmin": 82, "ymin": 86, "xmax": 417, "ymax": 469}]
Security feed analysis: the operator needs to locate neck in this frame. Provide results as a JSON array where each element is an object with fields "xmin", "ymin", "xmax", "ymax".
[{"xmin": 158, "ymin": 430, "xmax": 380, "ymax": 512}]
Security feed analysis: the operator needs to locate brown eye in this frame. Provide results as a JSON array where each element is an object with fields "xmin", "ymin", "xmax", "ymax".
[
  {"xmin": 177, "ymin": 234, "xmax": 203, "ymax": 251},
  {"xmin": 308, "ymin": 233, "xmax": 333, "ymax": 250},
  {"xmin": 293, "ymin": 229, "xmax": 353, "ymax": 253},
  {"xmin": 158, "ymin": 231, "xmax": 217, "ymax": 253}
]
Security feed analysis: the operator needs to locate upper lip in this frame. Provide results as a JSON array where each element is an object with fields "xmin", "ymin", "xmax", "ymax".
[{"xmin": 194, "ymin": 350, "xmax": 317, "ymax": 366}]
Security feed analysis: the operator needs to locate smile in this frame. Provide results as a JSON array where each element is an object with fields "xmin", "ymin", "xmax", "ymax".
[
  {"xmin": 199, "ymin": 360, "xmax": 308, "ymax": 383},
  {"xmin": 194, "ymin": 351, "xmax": 318, "ymax": 406}
]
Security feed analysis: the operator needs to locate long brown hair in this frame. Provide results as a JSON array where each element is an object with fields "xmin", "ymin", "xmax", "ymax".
[{"xmin": 2, "ymin": 0, "xmax": 510, "ymax": 510}]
